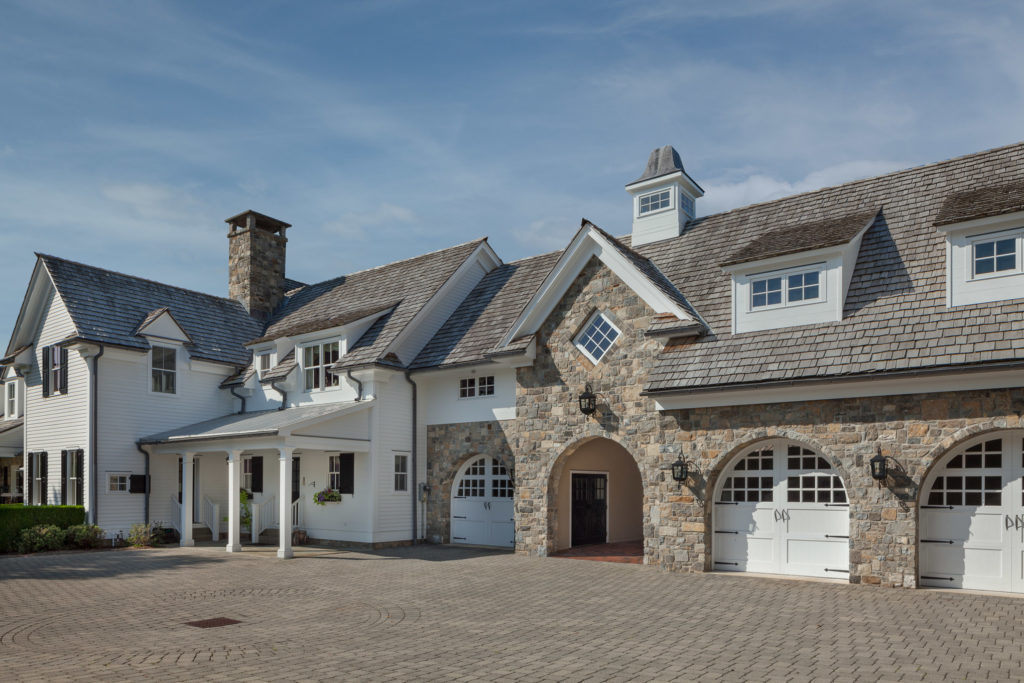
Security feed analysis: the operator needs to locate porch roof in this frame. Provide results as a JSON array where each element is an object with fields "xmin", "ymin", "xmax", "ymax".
[
  {"xmin": 138, "ymin": 401, "xmax": 369, "ymax": 445},
  {"xmin": 0, "ymin": 417, "xmax": 23, "ymax": 435}
]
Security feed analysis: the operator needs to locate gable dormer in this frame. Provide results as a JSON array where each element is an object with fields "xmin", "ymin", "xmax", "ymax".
[
  {"xmin": 626, "ymin": 146, "xmax": 704, "ymax": 247},
  {"xmin": 134, "ymin": 308, "xmax": 193, "ymax": 345}
]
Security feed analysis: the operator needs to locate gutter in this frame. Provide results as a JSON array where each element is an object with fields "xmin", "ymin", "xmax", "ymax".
[
  {"xmin": 346, "ymin": 368, "xmax": 363, "ymax": 401},
  {"xmin": 270, "ymin": 380, "xmax": 288, "ymax": 411},
  {"xmin": 403, "ymin": 371, "xmax": 419, "ymax": 543},
  {"xmin": 136, "ymin": 442, "xmax": 150, "ymax": 524},
  {"xmin": 229, "ymin": 386, "xmax": 247, "ymax": 414},
  {"xmin": 89, "ymin": 343, "xmax": 104, "ymax": 526}
]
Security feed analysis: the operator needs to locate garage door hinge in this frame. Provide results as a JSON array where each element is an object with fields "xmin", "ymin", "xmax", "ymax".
[
  {"xmin": 714, "ymin": 501, "xmax": 738, "ymax": 506},
  {"xmin": 921, "ymin": 575, "xmax": 954, "ymax": 582},
  {"xmin": 714, "ymin": 530, "xmax": 738, "ymax": 534},
  {"xmin": 823, "ymin": 503, "xmax": 849, "ymax": 507},
  {"xmin": 453, "ymin": 537, "xmax": 466, "ymax": 541},
  {"xmin": 453, "ymin": 515, "xmax": 467, "ymax": 519},
  {"xmin": 824, "ymin": 568, "xmax": 850, "ymax": 573},
  {"xmin": 921, "ymin": 505, "xmax": 954, "ymax": 509},
  {"xmin": 824, "ymin": 534, "xmax": 849, "ymax": 539},
  {"xmin": 714, "ymin": 561, "xmax": 738, "ymax": 566},
  {"xmin": 920, "ymin": 539, "xmax": 954, "ymax": 544}
]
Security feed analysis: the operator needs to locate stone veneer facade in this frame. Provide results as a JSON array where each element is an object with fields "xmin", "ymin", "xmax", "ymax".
[
  {"xmin": 227, "ymin": 219, "xmax": 288, "ymax": 319},
  {"xmin": 425, "ymin": 256, "xmax": 1024, "ymax": 587}
]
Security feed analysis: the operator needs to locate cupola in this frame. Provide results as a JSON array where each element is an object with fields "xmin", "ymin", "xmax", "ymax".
[{"xmin": 626, "ymin": 146, "xmax": 703, "ymax": 247}]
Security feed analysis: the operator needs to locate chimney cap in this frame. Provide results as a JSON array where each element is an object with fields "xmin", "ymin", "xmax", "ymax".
[{"xmin": 225, "ymin": 210, "xmax": 292, "ymax": 232}]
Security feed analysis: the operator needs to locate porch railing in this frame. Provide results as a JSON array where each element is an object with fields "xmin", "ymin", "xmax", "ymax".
[
  {"xmin": 291, "ymin": 496, "xmax": 302, "ymax": 529},
  {"xmin": 169, "ymin": 495, "xmax": 181, "ymax": 535},
  {"xmin": 251, "ymin": 495, "xmax": 275, "ymax": 544},
  {"xmin": 202, "ymin": 495, "xmax": 220, "ymax": 542}
]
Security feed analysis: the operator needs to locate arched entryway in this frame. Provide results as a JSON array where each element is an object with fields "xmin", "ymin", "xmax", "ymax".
[
  {"xmin": 549, "ymin": 438, "xmax": 643, "ymax": 554},
  {"xmin": 450, "ymin": 455, "xmax": 514, "ymax": 548},
  {"xmin": 712, "ymin": 438, "xmax": 850, "ymax": 579},
  {"xmin": 919, "ymin": 430, "xmax": 1024, "ymax": 592}
]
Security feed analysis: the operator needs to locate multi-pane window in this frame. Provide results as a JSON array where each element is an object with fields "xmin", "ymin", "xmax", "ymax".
[
  {"xmin": 927, "ymin": 439, "xmax": 1004, "ymax": 507},
  {"xmin": 394, "ymin": 454, "xmax": 408, "ymax": 492},
  {"xmin": 973, "ymin": 237, "xmax": 1017, "ymax": 276},
  {"xmin": 574, "ymin": 312, "xmax": 620, "ymax": 364},
  {"xmin": 66, "ymin": 452, "xmax": 81, "ymax": 505},
  {"xmin": 108, "ymin": 474, "xmax": 129, "ymax": 493},
  {"xmin": 459, "ymin": 376, "xmax": 494, "ymax": 398},
  {"xmin": 679, "ymin": 193, "xmax": 695, "ymax": 218},
  {"xmin": 258, "ymin": 353, "xmax": 271, "ymax": 374},
  {"xmin": 329, "ymin": 455, "xmax": 342, "ymax": 491},
  {"xmin": 638, "ymin": 189, "xmax": 671, "ymax": 215},
  {"xmin": 303, "ymin": 341, "xmax": 340, "ymax": 390},
  {"xmin": 48, "ymin": 345, "xmax": 63, "ymax": 394},
  {"xmin": 459, "ymin": 378, "xmax": 475, "ymax": 398},
  {"xmin": 491, "ymin": 460, "xmax": 512, "ymax": 498},
  {"xmin": 456, "ymin": 457, "xmax": 487, "ymax": 498},
  {"xmin": 751, "ymin": 269, "xmax": 822, "ymax": 309},
  {"xmin": 151, "ymin": 346, "xmax": 176, "ymax": 394},
  {"xmin": 719, "ymin": 449, "xmax": 774, "ymax": 502},
  {"xmin": 5, "ymin": 382, "xmax": 15, "ymax": 418},
  {"xmin": 242, "ymin": 457, "xmax": 253, "ymax": 492},
  {"xmin": 478, "ymin": 376, "xmax": 494, "ymax": 396}
]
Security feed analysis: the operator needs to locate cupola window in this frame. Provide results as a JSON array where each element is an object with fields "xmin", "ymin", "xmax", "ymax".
[{"xmin": 638, "ymin": 189, "xmax": 671, "ymax": 216}]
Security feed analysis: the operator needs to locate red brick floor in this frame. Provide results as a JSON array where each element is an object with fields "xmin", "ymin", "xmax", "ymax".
[{"xmin": 551, "ymin": 540, "xmax": 643, "ymax": 564}]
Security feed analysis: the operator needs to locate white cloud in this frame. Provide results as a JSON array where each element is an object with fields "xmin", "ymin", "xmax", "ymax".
[{"xmin": 323, "ymin": 203, "xmax": 418, "ymax": 241}]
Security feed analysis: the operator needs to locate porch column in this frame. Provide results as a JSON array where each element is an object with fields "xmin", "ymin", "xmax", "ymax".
[
  {"xmin": 278, "ymin": 447, "xmax": 294, "ymax": 559},
  {"xmin": 180, "ymin": 452, "xmax": 194, "ymax": 547},
  {"xmin": 226, "ymin": 450, "xmax": 242, "ymax": 552}
]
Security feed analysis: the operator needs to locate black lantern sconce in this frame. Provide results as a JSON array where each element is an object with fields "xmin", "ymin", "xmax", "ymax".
[
  {"xmin": 578, "ymin": 383, "xmax": 597, "ymax": 416},
  {"xmin": 869, "ymin": 452, "xmax": 888, "ymax": 485},
  {"xmin": 671, "ymin": 456, "xmax": 689, "ymax": 485}
]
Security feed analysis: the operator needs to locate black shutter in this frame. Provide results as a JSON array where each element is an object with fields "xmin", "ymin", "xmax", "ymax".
[
  {"xmin": 177, "ymin": 457, "xmax": 182, "ymax": 504},
  {"xmin": 292, "ymin": 457, "xmax": 301, "ymax": 503},
  {"xmin": 60, "ymin": 450, "xmax": 68, "ymax": 505},
  {"xmin": 75, "ymin": 450, "xmax": 84, "ymax": 506},
  {"xmin": 42, "ymin": 349, "xmax": 50, "ymax": 397},
  {"xmin": 251, "ymin": 456, "xmax": 263, "ymax": 493},
  {"xmin": 339, "ymin": 453, "xmax": 354, "ymax": 494},
  {"xmin": 60, "ymin": 347, "xmax": 68, "ymax": 395},
  {"xmin": 39, "ymin": 452, "xmax": 48, "ymax": 505},
  {"xmin": 26, "ymin": 452, "xmax": 33, "ymax": 505},
  {"xmin": 129, "ymin": 474, "xmax": 147, "ymax": 494}
]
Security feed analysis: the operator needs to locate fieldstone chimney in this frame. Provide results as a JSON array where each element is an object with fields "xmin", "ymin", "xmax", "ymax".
[{"xmin": 226, "ymin": 210, "xmax": 291, "ymax": 320}]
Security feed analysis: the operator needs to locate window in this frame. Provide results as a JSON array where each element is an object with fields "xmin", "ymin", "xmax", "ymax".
[
  {"xmin": 65, "ymin": 450, "xmax": 81, "ymax": 505},
  {"xmin": 574, "ymin": 312, "xmax": 621, "ymax": 364},
  {"xmin": 638, "ymin": 189, "xmax": 671, "ymax": 215},
  {"xmin": 108, "ymin": 473, "xmax": 129, "ymax": 493},
  {"xmin": 242, "ymin": 457, "xmax": 253, "ymax": 492},
  {"xmin": 258, "ymin": 352, "xmax": 271, "ymax": 374},
  {"xmin": 328, "ymin": 453, "xmax": 354, "ymax": 494},
  {"xmin": 151, "ymin": 346, "xmax": 176, "ymax": 394},
  {"xmin": 679, "ymin": 193, "xmax": 695, "ymax": 218},
  {"xmin": 394, "ymin": 454, "xmax": 408, "ymax": 492},
  {"xmin": 750, "ymin": 268, "xmax": 822, "ymax": 310},
  {"xmin": 303, "ymin": 341, "xmax": 340, "ymax": 390},
  {"xmin": 50, "ymin": 345, "xmax": 62, "ymax": 393},
  {"xmin": 43, "ymin": 345, "xmax": 67, "ymax": 397},
  {"xmin": 973, "ymin": 237, "xmax": 1017, "ymax": 277},
  {"xmin": 459, "ymin": 376, "xmax": 494, "ymax": 399},
  {"xmin": 5, "ymin": 382, "xmax": 14, "ymax": 418}
]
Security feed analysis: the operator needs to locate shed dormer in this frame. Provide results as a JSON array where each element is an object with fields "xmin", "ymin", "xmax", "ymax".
[{"xmin": 626, "ymin": 145, "xmax": 704, "ymax": 247}]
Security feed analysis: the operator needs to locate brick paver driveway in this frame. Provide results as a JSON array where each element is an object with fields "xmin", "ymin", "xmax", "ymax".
[{"xmin": 1, "ymin": 545, "xmax": 1022, "ymax": 682}]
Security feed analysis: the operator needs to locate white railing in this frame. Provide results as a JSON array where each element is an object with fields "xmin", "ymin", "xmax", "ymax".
[
  {"xmin": 251, "ymin": 495, "xmax": 275, "ymax": 544},
  {"xmin": 169, "ymin": 495, "xmax": 181, "ymax": 535},
  {"xmin": 202, "ymin": 495, "xmax": 220, "ymax": 542},
  {"xmin": 291, "ymin": 497, "xmax": 302, "ymax": 529}
]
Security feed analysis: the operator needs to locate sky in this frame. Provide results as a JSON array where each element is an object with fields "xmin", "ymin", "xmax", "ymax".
[{"xmin": 1, "ymin": 0, "xmax": 1022, "ymax": 338}]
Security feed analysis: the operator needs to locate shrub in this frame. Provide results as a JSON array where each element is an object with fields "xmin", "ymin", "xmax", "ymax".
[
  {"xmin": 0, "ymin": 505, "xmax": 85, "ymax": 553},
  {"xmin": 65, "ymin": 524, "xmax": 106, "ymax": 549},
  {"xmin": 16, "ymin": 524, "xmax": 66, "ymax": 553},
  {"xmin": 127, "ymin": 522, "xmax": 155, "ymax": 547}
]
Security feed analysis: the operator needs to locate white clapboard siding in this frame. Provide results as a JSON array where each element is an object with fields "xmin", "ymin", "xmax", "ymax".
[{"xmin": 372, "ymin": 378, "xmax": 415, "ymax": 541}]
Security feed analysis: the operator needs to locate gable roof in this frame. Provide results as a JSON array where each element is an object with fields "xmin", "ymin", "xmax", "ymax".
[
  {"xmin": 133, "ymin": 307, "xmax": 195, "ymax": 344},
  {"xmin": 639, "ymin": 141, "xmax": 1024, "ymax": 393},
  {"xmin": 37, "ymin": 254, "xmax": 261, "ymax": 366}
]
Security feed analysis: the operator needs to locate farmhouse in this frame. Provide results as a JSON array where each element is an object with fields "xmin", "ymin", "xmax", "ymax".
[{"xmin": 4, "ymin": 142, "xmax": 1024, "ymax": 591}]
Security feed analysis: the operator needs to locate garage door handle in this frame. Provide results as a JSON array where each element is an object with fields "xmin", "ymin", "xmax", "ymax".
[
  {"xmin": 453, "ymin": 516, "xmax": 467, "ymax": 519},
  {"xmin": 921, "ymin": 539, "xmax": 954, "ymax": 544},
  {"xmin": 714, "ymin": 530, "xmax": 738, "ymax": 534},
  {"xmin": 921, "ymin": 505, "xmax": 953, "ymax": 509},
  {"xmin": 824, "ymin": 534, "xmax": 849, "ymax": 539}
]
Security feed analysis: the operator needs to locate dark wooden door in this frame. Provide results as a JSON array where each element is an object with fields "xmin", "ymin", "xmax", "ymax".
[{"xmin": 571, "ymin": 473, "xmax": 607, "ymax": 546}]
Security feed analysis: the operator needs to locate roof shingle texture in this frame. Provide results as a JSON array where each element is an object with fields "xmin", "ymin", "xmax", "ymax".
[
  {"xmin": 639, "ymin": 142, "xmax": 1024, "ymax": 392},
  {"xmin": 40, "ymin": 255, "xmax": 262, "ymax": 366},
  {"xmin": 934, "ymin": 181, "xmax": 1024, "ymax": 226},
  {"xmin": 719, "ymin": 209, "xmax": 880, "ymax": 267}
]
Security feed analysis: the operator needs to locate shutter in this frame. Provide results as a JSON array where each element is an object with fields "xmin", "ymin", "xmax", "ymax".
[
  {"xmin": 251, "ymin": 456, "xmax": 263, "ymax": 493},
  {"xmin": 75, "ymin": 450, "xmax": 85, "ymax": 507},
  {"xmin": 26, "ymin": 452, "xmax": 33, "ymax": 505},
  {"xmin": 61, "ymin": 450, "xmax": 68, "ymax": 505},
  {"xmin": 177, "ymin": 457, "xmax": 182, "ymax": 504},
  {"xmin": 129, "ymin": 474, "xmax": 148, "ymax": 494},
  {"xmin": 42, "ymin": 349, "xmax": 50, "ymax": 397},
  {"xmin": 60, "ymin": 347, "xmax": 68, "ymax": 395},
  {"xmin": 339, "ymin": 453, "xmax": 354, "ymax": 495},
  {"xmin": 292, "ymin": 457, "xmax": 301, "ymax": 503},
  {"xmin": 39, "ymin": 452, "xmax": 48, "ymax": 505}
]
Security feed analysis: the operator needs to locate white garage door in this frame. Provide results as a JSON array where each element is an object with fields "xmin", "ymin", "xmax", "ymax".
[
  {"xmin": 920, "ymin": 433, "xmax": 1024, "ymax": 592},
  {"xmin": 451, "ymin": 456, "xmax": 514, "ymax": 548},
  {"xmin": 713, "ymin": 440, "xmax": 850, "ymax": 579}
]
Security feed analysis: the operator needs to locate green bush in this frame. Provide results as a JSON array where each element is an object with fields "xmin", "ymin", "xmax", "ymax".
[
  {"xmin": 0, "ymin": 505, "xmax": 85, "ymax": 553},
  {"xmin": 65, "ymin": 524, "xmax": 106, "ymax": 549},
  {"xmin": 127, "ymin": 522, "xmax": 155, "ymax": 547},
  {"xmin": 16, "ymin": 524, "xmax": 66, "ymax": 553}
]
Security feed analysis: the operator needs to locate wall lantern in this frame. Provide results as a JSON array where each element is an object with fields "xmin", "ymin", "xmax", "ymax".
[
  {"xmin": 869, "ymin": 453, "xmax": 888, "ymax": 483},
  {"xmin": 671, "ymin": 457, "xmax": 689, "ymax": 484},
  {"xmin": 578, "ymin": 383, "xmax": 597, "ymax": 416}
]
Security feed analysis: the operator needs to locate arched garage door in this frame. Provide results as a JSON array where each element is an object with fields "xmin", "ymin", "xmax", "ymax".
[
  {"xmin": 713, "ymin": 440, "xmax": 850, "ymax": 578},
  {"xmin": 920, "ymin": 432, "xmax": 1024, "ymax": 592},
  {"xmin": 451, "ymin": 456, "xmax": 514, "ymax": 548}
]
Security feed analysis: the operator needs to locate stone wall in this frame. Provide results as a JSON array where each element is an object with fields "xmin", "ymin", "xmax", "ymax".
[
  {"xmin": 228, "ymin": 225, "xmax": 287, "ymax": 319},
  {"xmin": 425, "ymin": 255, "xmax": 1024, "ymax": 587}
]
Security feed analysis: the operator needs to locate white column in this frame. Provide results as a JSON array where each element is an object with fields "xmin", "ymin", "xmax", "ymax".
[
  {"xmin": 278, "ymin": 447, "xmax": 294, "ymax": 559},
  {"xmin": 180, "ymin": 452, "xmax": 194, "ymax": 547},
  {"xmin": 226, "ymin": 450, "xmax": 242, "ymax": 552}
]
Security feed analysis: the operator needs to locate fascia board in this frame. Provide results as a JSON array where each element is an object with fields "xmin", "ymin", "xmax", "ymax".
[
  {"xmin": 625, "ymin": 171, "xmax": 704, "ymax": 197},
  {"xmin": 935, "ymin": 210, "xmax": 1024, "ymax": 234},
  {"xmin": 137, "ymin": 310, "xmax": 193, "ymax": 344},
  {"xmin": 588, "ymin": 230, "xmax": 694, "ymax": 321},
  {"xmin": 721, "ymin": 244, "xmax": 846, "ymax": 276},
  {"xmin": 6, "ymin": 260, "xmax": 52, "ymax": 356}
]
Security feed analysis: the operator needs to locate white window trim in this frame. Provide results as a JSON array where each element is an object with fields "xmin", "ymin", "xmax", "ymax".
[
  {"xmin": 392, "ymin": 452, "xmax": 409, "ymax": 494},
  {"xmin": 107, "ymin": 472, "xmax": 130, "ymax": 494},
  {"xmin": 746, "ymin": 264, "xmax": 826, "ymax": 313},
  {"xmin": 4, "ymin": 380, "xmax": 17, "ymax": 419},
  {"xmin": 636, "ymin": 188, "xmax": 674, "ymax": 218},
  {"xmin": 300, "ymin": 339, "xmax": 343, "ymax": 393},
  {"xmin": 573, "ymin": 311, "xmax": 622, "ymax": 365},
  {"xmin": 967, "ymin": 228, "xmax": 1024, "ymax": 281},
  {"xmin": 256, "ymin": 351, "xmax": 273, "ymax": 376},
  {"xmin": 149, "ymin": 344, "xmax": 179, "ymax": 397}
]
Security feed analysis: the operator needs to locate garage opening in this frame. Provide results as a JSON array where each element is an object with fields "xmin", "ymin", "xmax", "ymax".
[
  {"xmin": 450, "ymin": 455, "xmax": 514, "ymax": 548},
  {"xmin": 920, "ymin": 430, "xmax": 1024, "ymax": 592},
  {"xmin": 712, "ymin": 439, "xmax": 850, "ymax": 579}
]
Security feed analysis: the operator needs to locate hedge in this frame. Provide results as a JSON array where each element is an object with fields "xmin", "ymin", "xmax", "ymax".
[{"xmin": 0, "ymin": 505, "xmax": 86, "ymax": 553}]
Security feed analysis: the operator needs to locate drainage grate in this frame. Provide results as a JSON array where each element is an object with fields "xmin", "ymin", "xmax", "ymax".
[{"xmin": 185, "ymin": 617, "xmax": 241, "ymax": 629}]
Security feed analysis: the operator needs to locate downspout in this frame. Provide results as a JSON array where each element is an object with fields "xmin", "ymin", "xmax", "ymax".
[
  {"xmin": 136, "ymin": 442, "xmax": 150, "ymax": 524},
  {"xmin": 346, "ymin": 368, "xmax": 363, "ymax": 401},
  {"xmin": 229, "ymin": 386, "xmax": 247, "ymax": 414},
  {"xmin": 89, "ymin": 343, "xmax": 104, "ymax": 526},
  {"xmin": 403, "ymin": 371, "xmax": 418, "ymax": 543},
  {"xmin": 270, "ymin": 380, "xmax": 288, "ymax": 411}
]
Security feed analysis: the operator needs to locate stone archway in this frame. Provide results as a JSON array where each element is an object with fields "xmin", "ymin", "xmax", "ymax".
[{"xmin": 546, "ymin": 437, "xmax": 645, "ymax": 557}]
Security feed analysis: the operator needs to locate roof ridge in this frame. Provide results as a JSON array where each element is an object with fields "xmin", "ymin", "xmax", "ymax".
[
  {"xmin": 36, "ymin": 253, "xmax": 242, "ymax": 307},
  {"xmin": 688, "ymin": 139, "xmax": 1024, "ymax": 226}
]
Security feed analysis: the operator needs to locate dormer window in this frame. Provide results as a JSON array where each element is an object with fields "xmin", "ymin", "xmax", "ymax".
[
  {"xmin": 638, "ymin": 189, "xmax": 672, "ymax": 216},
  {"xmin": 940, "ymin": 219, "xmax": 1024, "ymax": 306},
  {"xmin": 575, "ymin": 312, "xmax": 620, "ymax": 364},
  {"xmin": 5, "ymin": 382, "xmax": 15, "ymax": 418},
  {"xmin": 257, "ymin": 352, "xmax": 272, "ymax": 375},
  {"xmin": 302, "ymin": 341, "xmax": 340, "ymax": 391},
  {"xmin": 972, "ymin": 234, "xmax": 1019, "ymax": 277},
  {"xmin": 748, "ymin": 267, "xmax": 824, "ymax": 311}
]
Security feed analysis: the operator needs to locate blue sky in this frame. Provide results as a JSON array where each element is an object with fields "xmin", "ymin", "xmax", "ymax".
[{"xmin": 1, "ymin": 1, "xmax": 1022, "ymax": 338}]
